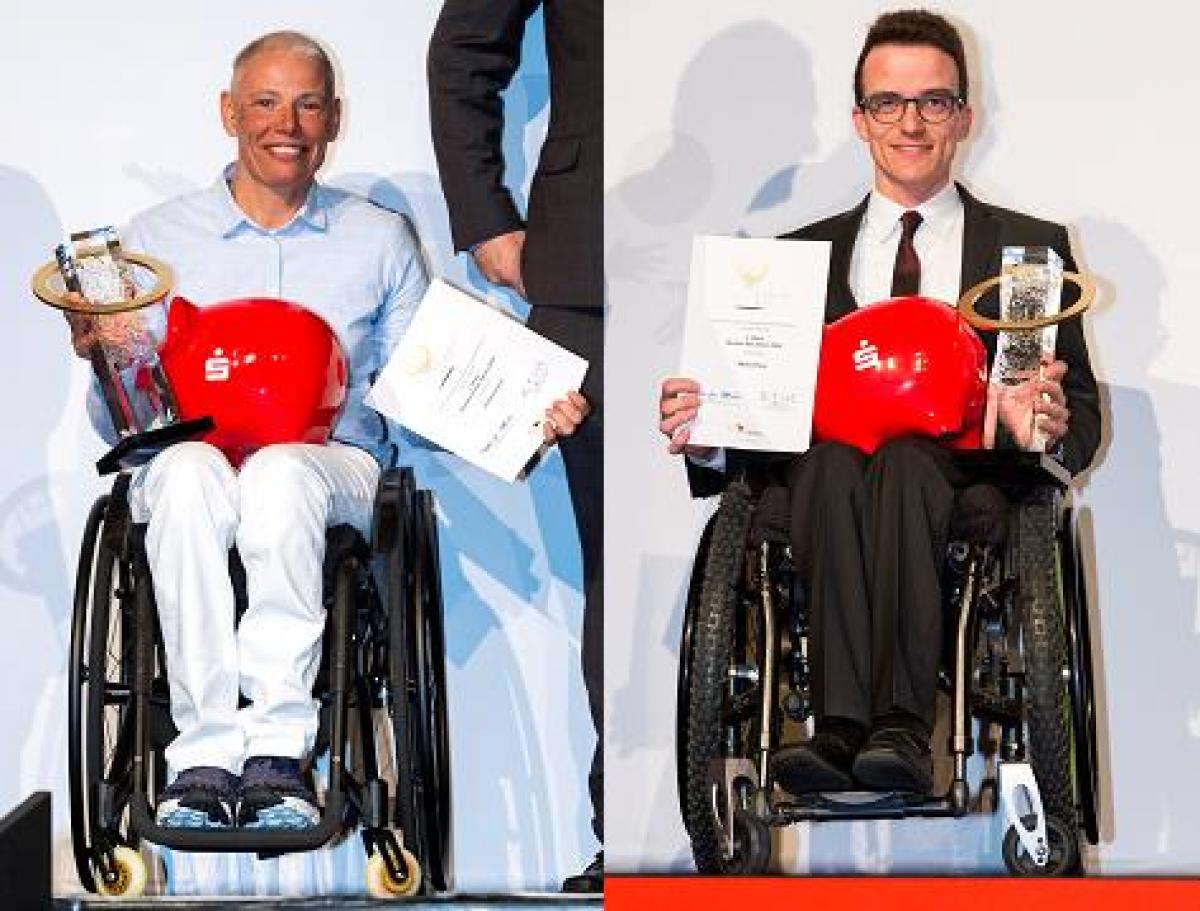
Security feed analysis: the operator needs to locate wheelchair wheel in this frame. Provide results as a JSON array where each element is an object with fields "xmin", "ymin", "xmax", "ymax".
[
  {"xmin": 676, "ymin": 481, "xmax": 762, "ymax": 874},
  {"xmin": 676, "ymin": 506, "xmax": 719, "ymax": 824},
  {"xmin": 1061, "ymin": 507, "xmax": 1101, "ymax": 846},
  {"xmin": 413, "ymin": 490, "xmax": 453, "ymax": 892},
  {"xmin": 1012, "ymin": 492, "xmax": 1080, "ymax": 867},
  {"xmin": 387, "ymin": 479, "xmax": 452, "ymax": 894},
  {"xmin": 1002, "ymin": 814, "xmax": 1080, "ymax": 876},
  {"xmin": 69, "ymin": 493, "xmax": 139, "ymax": 894},
  {"xmin": 365, "ymin": 846, "xmax": 422, "ymax": 898}
]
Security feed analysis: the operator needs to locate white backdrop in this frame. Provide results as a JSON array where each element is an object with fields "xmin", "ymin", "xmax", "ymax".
[
  {"xmin": 606, "ymin": 0, "xmax": 1200, "ymax": 874},
  {"xmin": 0, "ymin": 0, "xmax": 596, "ymax": 897}
]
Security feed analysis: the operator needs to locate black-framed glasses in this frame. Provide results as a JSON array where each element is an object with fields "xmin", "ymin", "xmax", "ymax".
[{"xmin": 859, "ymin": 90, "xmax": 964, "ymax": 124}]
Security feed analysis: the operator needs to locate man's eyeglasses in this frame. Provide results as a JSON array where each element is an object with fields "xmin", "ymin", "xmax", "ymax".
[{"xmin": 858, "ymin": 91, "xmax": 964, "ymax": 124}]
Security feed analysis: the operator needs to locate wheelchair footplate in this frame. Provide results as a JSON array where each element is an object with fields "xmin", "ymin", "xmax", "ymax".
[{"xmin": 772, "ymin": 789, "xmax": 957, "ymax": 823}]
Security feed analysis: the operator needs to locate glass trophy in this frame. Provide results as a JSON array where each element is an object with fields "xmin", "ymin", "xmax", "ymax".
[
  {"xmin": 957, "ymin": 245, "xmax": 1095, "ymax": 456},
  {"xmin": 32, "ymin": 227, "xmax": 212, "ymax": 474},
  {"xmin": 990, "ymin": 246, "xmax": 1064, "ymax": 451}
]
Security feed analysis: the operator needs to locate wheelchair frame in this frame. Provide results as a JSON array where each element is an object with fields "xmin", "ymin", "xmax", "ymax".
[
  {"xmin": 67, "ymin": 465, "xmax": 452, "ymax": 898},
  {"xmin": 676, "ymin": 451, "xmax": 1101, "ymax": 876}
]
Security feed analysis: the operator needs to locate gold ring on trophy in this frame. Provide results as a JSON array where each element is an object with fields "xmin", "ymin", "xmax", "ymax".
[
  {"xmin": 956, "ymin": 271, "xmax": 1096, "ymax": 332},
  {"xmin": 30, "ymin": 252, "xmax": 175, "ymax": 314}
]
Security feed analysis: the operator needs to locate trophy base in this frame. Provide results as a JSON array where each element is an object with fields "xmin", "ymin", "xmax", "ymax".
[{"xmin": 96, "ymin": 417, "xmax": 215, "ymax": 475}]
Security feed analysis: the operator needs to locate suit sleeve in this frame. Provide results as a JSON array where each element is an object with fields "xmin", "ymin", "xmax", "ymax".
[
  {"xmin": 427, "ymin": 0, "xmax": 540, "ymax": 253},
  {"xmin": 686, "ymin": 456, "xmax": 728, "ymax": 499},
  {"xmin": 1052, "ymin": 225, "xmax": 1102, "ymax": 476}
]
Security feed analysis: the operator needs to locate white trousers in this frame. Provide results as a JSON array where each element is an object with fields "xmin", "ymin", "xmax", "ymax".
[{"xmin": 130, "ymin": 441, "xmax": 380, "ymax": 774}]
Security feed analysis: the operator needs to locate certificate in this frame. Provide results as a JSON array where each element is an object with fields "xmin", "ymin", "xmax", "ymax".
[
  {"xmin": 680, "ymin": 235, "xmax": 830, "ymax": 452},
  {"xmin": 365, "ymin": 279, "xmax": 588, "ymax": 482}
]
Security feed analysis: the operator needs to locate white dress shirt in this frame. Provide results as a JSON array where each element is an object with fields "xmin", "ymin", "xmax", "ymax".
[{"xmin": 849, "ymin": 182, "xmax": 964, "ymax": 306}]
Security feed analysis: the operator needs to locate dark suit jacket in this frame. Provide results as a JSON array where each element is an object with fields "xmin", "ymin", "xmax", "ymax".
[
  {"xmin": 427, "ymin": 0, "xmax": 602, "ymax": 312},
  {"xmin": 687, "ymin": 184, "xmax": 1102, "ymax": 496}
]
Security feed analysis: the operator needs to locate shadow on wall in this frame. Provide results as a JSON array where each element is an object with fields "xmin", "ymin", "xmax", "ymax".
[
  {"xmin": 604, "ymin": 21, "xmax": 860, "ymax": 871},
  {"xmin": 609, "ymin": 20, "xmax": 820, "ymax": 335},
  {"xmin": 0, "ymin": 165, "xmax": 75, "ymax": 849},
  {"xmin": 1071, "ymin": 217, "xmax": 1200, "ymax": 872}
]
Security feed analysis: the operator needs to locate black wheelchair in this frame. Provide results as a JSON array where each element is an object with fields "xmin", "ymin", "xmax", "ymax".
[
  {"xmin": 67, "ymin": 464, "xmax": 452, "ymax": 899},
  {"xmin": 677, "ymin": 450, "xmax": 1101, "ymax": 876}
]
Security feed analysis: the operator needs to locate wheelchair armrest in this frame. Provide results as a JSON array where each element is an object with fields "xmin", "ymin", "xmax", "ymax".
[
  {"xmin": 95, "ymin": 417, "xmax": 215, "ymax": 476},
  {"xmin": 952, "ymin": 450, "xmax": 1070, "ymax": 495}
]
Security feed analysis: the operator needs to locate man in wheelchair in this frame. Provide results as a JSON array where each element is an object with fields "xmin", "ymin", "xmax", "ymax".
[
  {"xmin": 67, "ymin": 31, "xmax": 589, "ymax": 834},
  {"xmin": 659, "ymin": 10, "xmax": 1100, "ymax": 801}
]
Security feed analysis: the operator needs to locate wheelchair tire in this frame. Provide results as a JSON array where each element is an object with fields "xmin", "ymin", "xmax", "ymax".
[
  {"xmin": 1013, "ymin": 493, "xmax": 1078, "ymax": 840},
  {"xmin": 68, "ymin": 494, "xmax": 108, "ymax": 893},
  {"xmin": 675, "ymin": 511, "xmax": 718, "ymax": 825},
  {"xmin": 677, "ymin": 481, "xmax": 757, "ymax": 874},
  {"xmin": 69, "ymin": 493, "xmax": 138, "ymax": 894},
  {"xmin": 387, "ymin": 479, "xmax": 452, "ymax": 895},
  {"xmin": 413, "ymin": 490, "xmax": 453, "ymax": 892},
  {"xmin": 1061, "ymin": 507, "xmax": 1101, "ymax": 846}
]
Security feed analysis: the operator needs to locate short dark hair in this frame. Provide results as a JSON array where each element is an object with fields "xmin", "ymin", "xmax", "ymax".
[
  {"xmin": 232, "ymin": 30, "xmax": 336, "ymax": 97},
  {"xmin": 853, "ymin": 9, "xmax": 968, "ymax": 104}
]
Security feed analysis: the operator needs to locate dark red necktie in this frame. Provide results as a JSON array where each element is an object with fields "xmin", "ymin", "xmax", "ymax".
[{"xmin": 890, "ymin": 209, "xmax": 923, "ymax": 297}]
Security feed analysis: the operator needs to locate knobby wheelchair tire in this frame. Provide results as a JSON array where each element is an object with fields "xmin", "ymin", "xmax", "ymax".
[
  {"xmin": 1014, "ymin": 492, "xmax": 1079, "ymax": 863},
  {"xmin": 679, "ymin": 481, "xmax": 755, "ymax": 874}
]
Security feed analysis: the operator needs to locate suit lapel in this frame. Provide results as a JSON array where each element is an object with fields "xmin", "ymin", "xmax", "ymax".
[
  {"xmin": 957, "ymin": 183, "xmax": 1001, "ymax": 361},
  {"xmin": 825, "ymin": 195, "xmax": 868, "ymax": 321},
  {"xmin": 958, "ymin": 183, "xmax": 1000, "ymax": 308}
]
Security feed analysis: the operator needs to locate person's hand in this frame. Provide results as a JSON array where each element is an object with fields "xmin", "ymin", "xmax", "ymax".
[
  {"xmin": 990, "ymin": 355, "xmax": 1070, "ymax": 450},
  {"xmin": 659, "ymin": 376, "xmax": 715, "ymax": 460},
  {"xmin": 542, "ymin": 391, "xmax": 591, "ymax": 442},
  {"xmin": 64, "ymin": 307, "xmax": 100, "ymax": 359},
  {"xmin": 62, "ymin": 293, "xmax": 144, "ymax": 365},
  {"xmin": 472, "ymin": 229, "xmax": 527, "ymax": 297}
]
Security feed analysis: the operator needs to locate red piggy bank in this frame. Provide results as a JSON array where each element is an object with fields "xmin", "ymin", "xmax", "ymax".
[
  {"xmin": 159, "ymin": 297, "xmax": 349, "ymax": 467},
  {"xmin": 812, "ymin": 296, "xmax": 987, "ymax": 454}
]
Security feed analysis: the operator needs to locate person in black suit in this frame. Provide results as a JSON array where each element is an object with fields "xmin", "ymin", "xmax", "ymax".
[
  {"xmin": 427, "ymin": 0, "xmax": 603, "ymax": 893},
  {"xmin": 659, "ymin": 10, "xmax": 1100, "ymax": 797}
]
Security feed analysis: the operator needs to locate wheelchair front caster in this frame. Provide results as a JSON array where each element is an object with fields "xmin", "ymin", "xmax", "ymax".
[
  {"xmin": 95, "ymin": 845, "xmax": 148, "ymax": 898},
  {"xmin": 366, "ymin": 847, "xmax": 423, "ymax": 898},
  {"xmin": 1002, "ymin": 815, "xmax": 1080, "ymax": 876},
  {"xmin": 729, "ymin": 810, "xmax": 771, "ymax": 875}
]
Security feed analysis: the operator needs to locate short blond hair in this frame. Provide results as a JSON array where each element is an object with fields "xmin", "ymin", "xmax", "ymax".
[{"xmin": 232, "ymin": 31, "xmax": 336, "ymax": 96}]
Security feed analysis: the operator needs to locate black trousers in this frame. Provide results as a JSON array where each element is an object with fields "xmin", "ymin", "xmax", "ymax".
[
  {"xmin": 785, "ymin": 437, "xmax": 961, "ymax": 731},
  {"xmin": 526, "ymin": 305, "xmax": 603, "ymax": 841}
]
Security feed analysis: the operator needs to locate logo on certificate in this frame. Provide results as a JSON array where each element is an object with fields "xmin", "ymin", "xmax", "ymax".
[{"xmin": 732, "ymin": 257, "xmax": 770, "ymax": 310}]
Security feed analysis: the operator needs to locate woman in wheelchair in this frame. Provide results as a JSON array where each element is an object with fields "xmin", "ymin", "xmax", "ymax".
[{"xmin": 62, "ymin": 31, "xmax": 588, "ymax": 897}]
